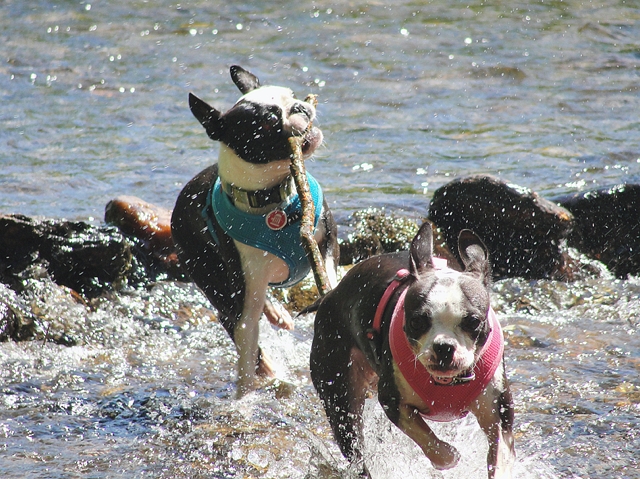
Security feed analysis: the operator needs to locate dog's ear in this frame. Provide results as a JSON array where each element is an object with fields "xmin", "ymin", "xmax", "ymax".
[
  {"xmin": 230, "ymin": 65, "xmax": 261, "ymax": 94},
  {"xmin": 458, "ymin": 229, "xmax": 491, "ymax": 283},
  {"xmin": 189, "ymin": 93, "xmax": 224, "ymax": 141},
  {"xmin": 409, "ymin": 221, "xmax": 434, "ymax": 276}
]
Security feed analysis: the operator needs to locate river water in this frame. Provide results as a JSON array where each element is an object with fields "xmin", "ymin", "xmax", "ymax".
[{"xmin": 1, "ymin": 1, "xmax": 639, "ymax": 478}]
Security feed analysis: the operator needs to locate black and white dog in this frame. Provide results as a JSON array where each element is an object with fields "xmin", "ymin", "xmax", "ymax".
[
  {"xmin": 310, "ymin": 222, "xmax": 514, "ymax": 478},
  {"xmin": 172, "ymin": 66, "xmax": 338, "ymax": 396}
]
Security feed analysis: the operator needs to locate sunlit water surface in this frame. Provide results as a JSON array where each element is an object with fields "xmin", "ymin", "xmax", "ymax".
[{"xmin": 1, "ymin": 1, "xmax": 639, "ymax": 478}]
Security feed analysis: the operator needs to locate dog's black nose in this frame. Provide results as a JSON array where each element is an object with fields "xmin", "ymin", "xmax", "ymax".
[
  {"xmin": 290, "ymin": 102, "xmax": 312, "ymax": 120},
  {"xmin": 433, "ymin": 341, "xmax": 456, "ymax": 366}
]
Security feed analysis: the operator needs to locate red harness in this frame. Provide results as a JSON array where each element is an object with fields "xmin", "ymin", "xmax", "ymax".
[{"xmin": 371, "ymin": 260, "xmax": 504, "ymax": 422}]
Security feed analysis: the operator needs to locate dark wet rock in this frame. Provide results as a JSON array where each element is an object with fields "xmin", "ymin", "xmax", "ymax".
[
  {"xmin": 0, "ymin": 283, "xmax": 36, "ymax": 341},
  {"xmin": 105, "ymin": 196, "xmax": 185, "ymax": 281},
  {"xmin": 0, "ymin": 214, "xmax": 132, "ymax": 298},
  {"xmin": 0, "ymin": 207, "xmax": 187, "ymax": 299},
  {"xmin": 428, "ymin": 175, "xmax": 574, "ymax": 280},
  {"xmin": 46, "ymin": 222, "xmax": 132, "ymax": 295},
  {"xmin": 556, "ymin": 184, "xmax": 640, "ymax": 278},
  {"xmin": 0, "ymin": 215, "xmax": 138, "ymax": 297}
]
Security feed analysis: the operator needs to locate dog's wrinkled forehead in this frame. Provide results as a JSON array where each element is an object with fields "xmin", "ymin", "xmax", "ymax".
[{"xmin": 418, "ymin": 269, "xmax": 490, "ymax": 317}]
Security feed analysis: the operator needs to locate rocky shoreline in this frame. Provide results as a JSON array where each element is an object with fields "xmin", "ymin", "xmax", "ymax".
[{"xmin": 1, "ymin": 175, "xmax": 638, "ymax": 344}]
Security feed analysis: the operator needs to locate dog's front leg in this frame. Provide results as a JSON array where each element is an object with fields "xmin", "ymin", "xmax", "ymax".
[
  {"xmin": 234, "ymin": 244, "xmax": 282, "ymax": 397},
  {"xmin": 235, "ymin": 274, "xmax": 270, "ymax": 397},
  {"xmin": 396, "ymin": 403, "xmax": 461, "ymax": 470},
  {"xmin": 472, "ymin": 369, "xmax": 515, "ymax": 479}
]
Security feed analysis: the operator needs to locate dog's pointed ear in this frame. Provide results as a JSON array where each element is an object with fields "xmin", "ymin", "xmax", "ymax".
[
  {"xmin": 189, "ymin": 93, "xmax": 224, "ymax": 141},
  {"xmin": 230, "ymin": 65, "xmax": 261, "ymax": 94},
  {"xmin": 458, "ymin": 229, "xmax": 491, "ymax": 283},
  {"xmin": 409, "ymin": 222, "xmax": 434, "ymax": 276}
]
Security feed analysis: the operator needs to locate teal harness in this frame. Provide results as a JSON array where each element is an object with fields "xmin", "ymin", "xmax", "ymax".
[{"xmin": 202, "ymin": 173, "xmax": 324, "ymax": 288}]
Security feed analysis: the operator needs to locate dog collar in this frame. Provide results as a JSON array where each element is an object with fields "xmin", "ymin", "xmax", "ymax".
[
  {"xmin": 220, "ymin": 176, "xmax": 296, "ymax": 209},
  {"xmin": 371, "ymin": 260, "xmax": 504, "ymax": 422}
]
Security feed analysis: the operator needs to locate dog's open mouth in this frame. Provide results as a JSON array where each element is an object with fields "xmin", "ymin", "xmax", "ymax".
[
  {"xmin": 433, "ymin": 375, "xmax": 454, "ymax": 385},
  {"xmin": 430, "ymin": 369, "xmax": 476, "ymax": 385}
]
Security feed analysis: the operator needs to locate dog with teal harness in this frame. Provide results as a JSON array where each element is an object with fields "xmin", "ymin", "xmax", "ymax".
[{"xmin": 171, "ymin": 65, "xmax": 339, "ymax": 396}]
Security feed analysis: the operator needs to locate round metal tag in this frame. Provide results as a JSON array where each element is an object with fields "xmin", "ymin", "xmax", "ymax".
[{"xmin": 265, "ymin": 209, "xmax": 287, "ymax": 230}]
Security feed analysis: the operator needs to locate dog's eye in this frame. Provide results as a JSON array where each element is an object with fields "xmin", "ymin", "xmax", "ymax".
[
  {"xmin": 405, "ymin": 314, "xmax": 430, "ymax": 335},
  {"xmin": 263, "ymin": 106, "xmax": 280, "ymax": 124},
  {"xmin": 461, "ymin": 314, "xmax": 482, "ymax": 333}
]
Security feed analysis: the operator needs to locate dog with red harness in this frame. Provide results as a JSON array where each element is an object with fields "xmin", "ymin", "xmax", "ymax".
[{"xmin": 309, "ymin": 222, "xmax": 514, "ymax": 478}]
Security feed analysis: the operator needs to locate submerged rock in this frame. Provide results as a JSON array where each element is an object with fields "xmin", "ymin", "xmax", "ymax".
[
  {"xmin": 556, "ymin": 184, "xmax": 640, "ymax": 278},
  {"xmin": 338, "ymin": 208, "xmax": 421, "ymax": 265},
  {"xmin": 337, "ymin": 209, "xmax": 457, "ymax": 266},
  {"xmin": 428, "ymin": 175, "xmax": 574, "ymax": 280}
]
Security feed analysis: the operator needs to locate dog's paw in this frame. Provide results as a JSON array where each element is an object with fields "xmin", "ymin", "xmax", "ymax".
[
  {"xmin": 263, "ymin": 378, "xmax": 296, "ymax": 399},
  {"xmin": 256, "ymin": 351, "xmax": 277, "ymax": 379},
  {"xmin": 263, "ymin": 298, "xmax": 294, "ymax": 330},
  {"xmin": 429, "ymin": 443, "xmax": 460, "ymax": 471}
]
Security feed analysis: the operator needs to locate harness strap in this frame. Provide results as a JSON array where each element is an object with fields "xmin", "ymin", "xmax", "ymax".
[
  {"xmin": 201, "ymin": 172, "xmax": 324, "ymax": 288},
  {"xmin": 368, "ymin": 269, "xmax": 410, "ymax": 340}
]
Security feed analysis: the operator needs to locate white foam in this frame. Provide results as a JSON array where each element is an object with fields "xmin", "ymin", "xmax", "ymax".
[{"xmin": 362, "ymin": 399, "xmax": 559, "ymax": 479}]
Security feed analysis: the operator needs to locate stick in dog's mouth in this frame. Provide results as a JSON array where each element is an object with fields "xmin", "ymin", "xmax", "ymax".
[{"xmin": 288, "ymin": 93, "xmax": 332, "ymax": 296}]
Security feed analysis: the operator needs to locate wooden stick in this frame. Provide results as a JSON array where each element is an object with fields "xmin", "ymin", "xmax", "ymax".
[{"xmin": 289, "ymin": 94, "xmax": 332, "ymax": 296}]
